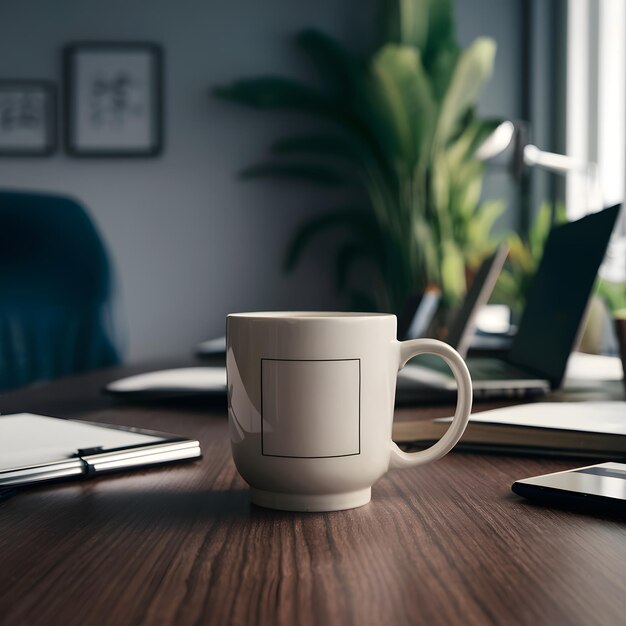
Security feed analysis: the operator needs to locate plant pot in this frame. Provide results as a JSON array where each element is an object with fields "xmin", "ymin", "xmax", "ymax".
[{"xmin": 615, "ymin": 318, "xmax": 626, "ymax": 390}]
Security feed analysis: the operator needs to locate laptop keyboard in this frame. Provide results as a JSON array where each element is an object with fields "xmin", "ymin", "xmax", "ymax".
[
  {"xmin": 465, "ymin": 357, "xmax": 543, "ymax": 381},
  {"xmin": 410, "ymin": 354, "xmax": 543, "ymax": 381}
]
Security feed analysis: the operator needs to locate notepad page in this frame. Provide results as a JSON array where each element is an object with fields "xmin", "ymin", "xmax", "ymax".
[
  {"xmin": 0, "ymin": 414, "xmax": 165, "ymax": 471},
  {"xmin": 437, "ymin": 402, "xmax": 626, "ymax": 434}
]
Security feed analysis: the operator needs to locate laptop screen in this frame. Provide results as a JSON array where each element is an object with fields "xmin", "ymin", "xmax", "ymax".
[
  {"xmin": 509, "ymin": 204, "xmax": 621, "ymax": 387},
  {"xmin": 447, "ymin": 243, "xmax": 509, "ymax": 357}
]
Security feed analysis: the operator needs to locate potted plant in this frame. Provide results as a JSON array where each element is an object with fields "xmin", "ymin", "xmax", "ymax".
[
  {"xmin": 214, "ymin": 0, "xmax": 504, "ymax": 316},
  {"xmin": 492, "ymin": 201, "xmax": 567, "ymax": 317}
]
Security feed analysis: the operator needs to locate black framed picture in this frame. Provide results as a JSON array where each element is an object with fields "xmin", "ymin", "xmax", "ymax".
[
  {"xmin": 0, "ymin": 81, "xmax": 56, "ymax": 156},
  {"xmin": 64, "ymin": 42, "xmax": 163, "ymax": 157}
]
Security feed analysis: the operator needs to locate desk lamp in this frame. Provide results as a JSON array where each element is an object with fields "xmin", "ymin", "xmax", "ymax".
[{"xmin": 476, "ymin": 120, "xmax": 603, "ymax": 213}]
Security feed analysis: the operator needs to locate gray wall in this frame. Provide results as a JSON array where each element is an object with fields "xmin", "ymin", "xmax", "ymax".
[{"xmin": 0, "ymin": 0, "xmax": 522, "ymax": 361}]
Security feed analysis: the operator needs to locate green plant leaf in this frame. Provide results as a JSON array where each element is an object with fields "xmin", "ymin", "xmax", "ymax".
[
  {"xmin": 272, "ymin": 133, "xmax": 364, "ymax": 163},
  {"xmin": 294, "ymin": 29, "xmax": 400, "ymax": 189},
  {"xmin": 378, "ymin": 0, "xmax": 401, "ymax": 45},
  {"xmin": 214, "ymin": 70, "xmax": 392, "ymax": 177},
  {"xmin": 413, "ymin": 215, "xmax": 439, "ymax": 286},
  {"xmin": 425, "ymin": 0, "xmax": 455, "ymax": 57},
  {"xmin": 440, "ymin": 239, "xmax": 466, "ymax": 303},
  {"xmin": 212, "ymin": 77, "xmax": 330, "ymax": 113},
  {"xmin": 493, "ymin": 200, "xmax": 569, "ymax": 314},
  {"xmin": 446, "ymin": 116, "xmax": 502, "ymax": 166},
  {"xmin": 427, "ymin": 44, "xmax": 460, "ymax": 102},
  {"xmin": 398, "ymin": 0, "xmax": 429, "ymax": 50},
  {"xmin": 240, "ymin": 162, "xmax": 355, "ymax": 186},
  {"xmin": 271, "ymin": 132, "xmax": 398, "ymax": 197},
  {"xmin": 433, "ymin": 38, "xmax": 496, "ymax": 151},
  {"xmin": 296, "ymin": 29, "xmax": 365, "ymax": 98},
  {"xmin": 453, "ymin": 171, "xmax": 483, "ymax": 221},
  {"xmin": 528, "ymin": 202, "xmax": 552, "ymax": 260},
  {"xmin": 469, "ymin": 118, "xmax": 504, "ymax": 157},
  {"xmin": 371, "ymin": 45, "xmax": 436, "ymax": 167},
  {"xmin": 464, "ymin": 199, "xmax": 505, "ymax": 263},
  {"xmin": 596, "ymin": 279, "xmax": 626, "ymax": 315},
  {"xmin": 491, "ymin": 267, "xmax": 525, "ymax": 312},
  {"xmin": 431, "ymin": 153, "xmax": 450, "ymax": 217},
  {"xmin": 506, "ymin": 231, "xmax": 534, "ymax": 273},
  {"xmin": 284, "ymin": 208, "xmax": 380, "ymax": 271},
  {"xmin": 554, "ymin": 201, "xmax": 568, "ymax": 224},
  {"xmin": 472, "ymin": 199, "xmax": 505, "ymax": 233}
]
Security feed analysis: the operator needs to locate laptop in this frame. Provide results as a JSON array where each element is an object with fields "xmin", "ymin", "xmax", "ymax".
[{"xmin": 398, "ymin": 203, "xmax": 622, "ymax": 401}]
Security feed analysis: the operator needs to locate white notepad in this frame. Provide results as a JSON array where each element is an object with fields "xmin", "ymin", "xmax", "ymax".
[
  {"xmin": 0, "ymin": 413, "xmax": 201, "ymax": 488},
  {"xmin": 439, "ymin": 402, "xmax": 626, "ymax": 434},
  {"xmin": 0, "ymin": 414, "xmax": 163, "ymax": 470}
]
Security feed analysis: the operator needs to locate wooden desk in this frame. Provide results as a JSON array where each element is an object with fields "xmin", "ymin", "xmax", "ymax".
[{"xmin": 0, "ymin": 364, "xmax": 624, "ymax": 626}]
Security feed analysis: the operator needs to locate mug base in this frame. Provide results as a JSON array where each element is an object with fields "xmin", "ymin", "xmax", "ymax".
[{"xmin": 251, "ymin": 487, "xmax": 372, "ymax": 512}]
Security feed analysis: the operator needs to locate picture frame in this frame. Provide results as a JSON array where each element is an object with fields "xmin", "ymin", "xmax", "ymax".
[
  {"xmin": 64, "ymin": 42, "xmax": 163, "ymax": 157},
  {"xmin": 0, "ymin": 80, "xmax": 57, "ymax": 156}
]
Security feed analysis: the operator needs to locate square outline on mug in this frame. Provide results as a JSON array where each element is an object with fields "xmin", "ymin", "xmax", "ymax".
[{"xmin": 260, "ymin": 358, "xmax": 361, "ymax": 458}]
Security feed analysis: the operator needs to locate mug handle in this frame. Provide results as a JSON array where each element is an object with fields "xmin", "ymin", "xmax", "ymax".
[{"xmin": 389, "ymin": 338, "xmax": 473, "ymax": 469}]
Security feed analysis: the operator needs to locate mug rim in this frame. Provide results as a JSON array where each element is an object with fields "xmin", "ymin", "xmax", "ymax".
[{"xmin": 228, "ymin": 311, "xmax": 395, "ymax": 321}]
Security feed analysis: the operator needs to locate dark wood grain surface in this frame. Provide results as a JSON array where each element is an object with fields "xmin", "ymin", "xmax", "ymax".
[{"xmin": 0, "ymin": 363, "xmax": 625, "ymax": 626}]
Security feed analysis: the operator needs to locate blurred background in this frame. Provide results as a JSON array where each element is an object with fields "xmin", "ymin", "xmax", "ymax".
[{"xmin": 0, "ymin": 0, "xmax": 624, "ymax": 388}]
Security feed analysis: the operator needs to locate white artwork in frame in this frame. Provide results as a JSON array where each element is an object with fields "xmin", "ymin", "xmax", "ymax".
[
  {"xmin": 65, "ymin": 43, "xmax": 163, "ymax": 156},
  {"xmin": 0, "ymin": 81, "xmax": 56, "ymax": 156}
]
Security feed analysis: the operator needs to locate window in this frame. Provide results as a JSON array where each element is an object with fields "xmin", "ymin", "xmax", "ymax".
[
  {"xmin": 567, "ymin": 0, "xmax": 626, "ymax": 280},
  {"xmin": 566, "ymin": 0, "xmax": 625, "ymax": 218}
]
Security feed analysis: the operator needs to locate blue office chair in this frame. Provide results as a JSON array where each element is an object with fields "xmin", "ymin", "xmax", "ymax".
[{"xmin": 0, "ymin": 190, "xmax": 120, "ymax": 391}]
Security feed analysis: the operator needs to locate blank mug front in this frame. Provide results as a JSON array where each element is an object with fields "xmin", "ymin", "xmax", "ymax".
[
  {"xmin": 261, "ymin": 358, "xmax": 361, "ymax": 458},
  {"xmin": 227, "ymin": 312, "xmax": 472, "ymax": 512}
]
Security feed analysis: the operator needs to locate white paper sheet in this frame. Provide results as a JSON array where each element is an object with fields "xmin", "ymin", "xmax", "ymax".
[
  {"xmin": 106, "ymin": 367, "xmax": 227, "ymax": 392},
  {"xmin": 0, "ymin": 414, "xmax": 164, "ymax": 470},
  {"xmin": 565, "ymin": 352, "xmax": 624, "ymax": 382},
  {"xmin": 437, "ymin": 402, "xmax": 626, "ymax": 434}
]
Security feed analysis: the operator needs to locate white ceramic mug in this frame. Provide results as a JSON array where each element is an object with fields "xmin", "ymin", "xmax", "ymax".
[{"xmin": 227, "ymin": 312, "xmax": 472, "ymax": 512}]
